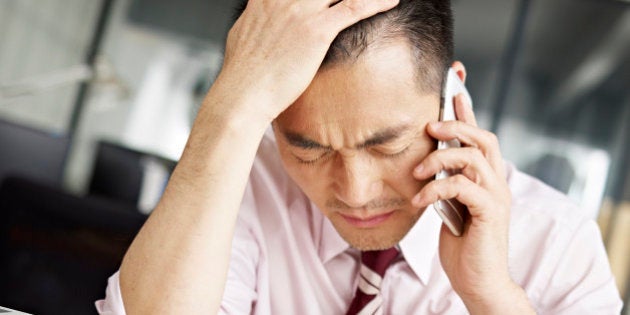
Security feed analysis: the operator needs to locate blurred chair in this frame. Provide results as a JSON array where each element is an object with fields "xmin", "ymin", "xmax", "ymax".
[
  {"xmin": 0, "ymin": 119, "xmax": 69, "ymax": 187},
  {"xmin": 88, "ymin": 140, "xmax": 176, "ymax": 212},
  {"xmin": 526, "ymin": 153, "xmax": 576, "ymax": 195},
  {"xmin": 0, "ymin": 124, "xmax": 171, "ymax": 313},
  {"xmin": 0, "ymin": 176, "xmax": 147, "ymax": 315}
]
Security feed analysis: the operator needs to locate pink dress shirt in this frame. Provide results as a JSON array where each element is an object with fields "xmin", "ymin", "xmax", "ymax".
[{"xmin": 96, "ymin": 130, "xmax": 623, "ymax": 314}]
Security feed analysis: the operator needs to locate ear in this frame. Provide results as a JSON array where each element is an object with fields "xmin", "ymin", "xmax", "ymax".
[{"xmin": 451, "ymin": 61, "xmax": 467, "ymax": 84}]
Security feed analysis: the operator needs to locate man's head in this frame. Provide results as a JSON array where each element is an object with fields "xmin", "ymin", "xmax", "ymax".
[
  {"xmin": 322, "ymin": 0, "xmax": 453, "ymax": 94},
  {"xmin": 235, "ymin": 0, "xmax": 453, "ymax": 93},
  {"xmin": 234, "ymin": 0, "xmax": 458, "ymax": 250}
]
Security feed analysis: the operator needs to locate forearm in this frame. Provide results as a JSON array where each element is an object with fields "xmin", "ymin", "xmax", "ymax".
[{"xmin": 119, "ymin": 82, "xmax": 270, "ymax": 314}]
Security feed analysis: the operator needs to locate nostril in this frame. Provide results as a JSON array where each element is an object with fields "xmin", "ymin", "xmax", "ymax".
[{"xmin": 333, "ymin": 180, "xmax": 384, "ymax": 209}]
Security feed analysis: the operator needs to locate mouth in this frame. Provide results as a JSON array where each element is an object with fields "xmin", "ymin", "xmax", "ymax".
[{"xmin": 339, "ymin": 210, "xmax": 396, "ymax": 228}]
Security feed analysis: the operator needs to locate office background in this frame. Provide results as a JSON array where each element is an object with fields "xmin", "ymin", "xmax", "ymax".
[{"xmin": 0, "ymin": 0, "xmax": 628, "ymax": 313}]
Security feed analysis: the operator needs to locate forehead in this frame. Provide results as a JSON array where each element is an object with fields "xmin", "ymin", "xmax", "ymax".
[{"xmin": 276, "ymin": 42, "xmax": 440, "ymax": 135}]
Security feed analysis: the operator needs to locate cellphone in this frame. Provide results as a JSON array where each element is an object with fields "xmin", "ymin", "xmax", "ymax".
[{"xmin": 433, "ymin": 68, "xmax": 473, "ymax": 237}]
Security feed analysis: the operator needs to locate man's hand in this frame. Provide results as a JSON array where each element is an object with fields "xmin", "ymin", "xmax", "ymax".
[
  {"xmin": 411, "ymin": 93, "xmax": 536, "ymax": 314},
  {"xmin": 215, "ymin": 0, "xmax": 399, "ymax": 123}
]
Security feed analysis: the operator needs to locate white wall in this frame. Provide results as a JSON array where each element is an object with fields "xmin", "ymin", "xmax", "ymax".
[
  {"xmin": 62, "ymin": 0, "xmax": 223, "ymax": 193},
  {"xmin": 0, "ymin": 0, "xmax": 100, "ymax": 132},
  {"xmin": 0, "ymin": 0, "xmax": 224, "ymax": 193}
]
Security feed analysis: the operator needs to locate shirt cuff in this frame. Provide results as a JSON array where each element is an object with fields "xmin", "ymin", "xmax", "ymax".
[{"xmin": 95, "ymin": 271, "xmax": 127, "ymax": 315}]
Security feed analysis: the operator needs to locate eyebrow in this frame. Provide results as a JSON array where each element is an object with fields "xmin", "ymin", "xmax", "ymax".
[{"xmin": 281, "ymin": 124, "xmax": 413, "ymax": 150}]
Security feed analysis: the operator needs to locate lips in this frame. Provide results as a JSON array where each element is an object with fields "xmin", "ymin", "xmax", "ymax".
[{"xmin": 340, "ymin": 210, "xmax": 395, "ymax": 228}]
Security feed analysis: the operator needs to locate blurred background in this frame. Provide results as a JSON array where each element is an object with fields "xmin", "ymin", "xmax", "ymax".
[{"xmin": 0, "ymin": 0, "xmax": 628, "ymax": 313}]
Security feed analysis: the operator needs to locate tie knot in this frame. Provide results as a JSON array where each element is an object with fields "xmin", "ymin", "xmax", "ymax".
[{"xmin": 360, "ymin": 247, "xmax": 399, "ymax": 277}]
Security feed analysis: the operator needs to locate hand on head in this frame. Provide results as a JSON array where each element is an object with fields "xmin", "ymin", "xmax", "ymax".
[{"xmin": 217, "ymin": 0, "xmax": 399, "ymax": 122}]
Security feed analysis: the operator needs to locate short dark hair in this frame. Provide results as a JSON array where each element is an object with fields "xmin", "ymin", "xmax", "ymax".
[{"xmin": 233, "ymin": 0, "xmax": 453, "ymax": 94}]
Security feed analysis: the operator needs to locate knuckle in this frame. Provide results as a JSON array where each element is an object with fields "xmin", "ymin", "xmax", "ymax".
[
  {"xmin": 342, "ymin": 0, "xmax": 366, "ymax": 15},
  {"xmin": 484, "ymin": 131, "xmax": 499, "ymax": 147},
  {"xmin": 469, "ymin": 147, "xmax": 485, "ymax": 162},
  {"xmin": 287, "ymin": 2, "xmax": 302, "ymax": 17},
  {"xmin": 452, "ymin": 174, "xmax": 469, "ymax": 186},
  {"xmin": 458, "ymin": 147, "xmax": 478, "ymax": 164},
  {"xmin": 433, "ymin": 152, "xmax": 449, "ymax": 171}
]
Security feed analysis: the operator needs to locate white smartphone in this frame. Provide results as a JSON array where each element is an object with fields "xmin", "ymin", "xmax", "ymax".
[{"xmin": 433, "ymin": 68, "xmax": 473, "ymax": 237}]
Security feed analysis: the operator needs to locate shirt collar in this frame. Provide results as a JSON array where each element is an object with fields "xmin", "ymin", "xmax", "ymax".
[{"xmin": 398, "ymin": 206, "xmax": 442, "ymax": 285}]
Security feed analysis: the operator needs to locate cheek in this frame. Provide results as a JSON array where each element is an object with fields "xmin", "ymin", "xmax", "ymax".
[
  {"xmin": 381, "ymin": 143, "xmax": 434, "ymax": 195},
  {"xmin": 381, "ymin": 160, "xmax": 420, "ymax": 195}
]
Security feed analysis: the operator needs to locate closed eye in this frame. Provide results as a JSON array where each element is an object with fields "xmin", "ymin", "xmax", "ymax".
[
  {"xmin": 370, "ymin": 144, "xmax": 412, "ymax": 158},
  {"xmin": 293, "ymin": 142, "xmax": 413, "ymax": 165},
  {"xmin": 292, "ymin": 150, "xmax": 332, "ymax": 165}
]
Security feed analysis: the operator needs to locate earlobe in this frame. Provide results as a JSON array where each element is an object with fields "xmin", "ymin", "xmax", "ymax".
[{"xmin": 451, "ymin": 61, "xmax": 467, "ymax": 84}]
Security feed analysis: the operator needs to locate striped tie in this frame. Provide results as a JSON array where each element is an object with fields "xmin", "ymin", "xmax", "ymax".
[{"xmin": 346, "ymin": 248, "xmax": 400, "ymax": 315}]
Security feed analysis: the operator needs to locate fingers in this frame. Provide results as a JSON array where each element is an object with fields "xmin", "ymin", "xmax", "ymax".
[
  {"xmin": 411, "ymin": 174, "xmax": 500, "ymax": 219},
  {"xmin": 428, "ymin": 120, "xmax": 498, "ymax": 154},
  {"xmin": 427, "ymin": 120, "xmax": 504, "ymax": 177},
  {"xmin": 413, "ymin": 147, "xmax": 499, "ymax": 188},
  {"xmin": 322, "ymin": 0, "xmax": 399, "ymax": 33},
  {"xmin": 415, "ymin": 89, "xmax": 509, "ymax": 219},
  {"xmin": 454, "ymin": 93, "xmax": 476, "ymax": 126}
]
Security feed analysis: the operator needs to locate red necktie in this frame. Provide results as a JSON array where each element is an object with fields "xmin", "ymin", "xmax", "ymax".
[{"xmin": 346, "ymin": 247, "xmax": 400, "ymax": 315}]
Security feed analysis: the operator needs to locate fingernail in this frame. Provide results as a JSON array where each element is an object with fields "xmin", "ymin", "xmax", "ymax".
[
  {"xmin": 414, "ymin": 164, "xmax": 424, "ymax": 175},
  {"xmin": 412, "ymin": 194, "xmax": 422, "ymax": 206},
  {"xmin": 431, "ymin": 122, "xmax": 442, "ymax": 129},
  {"xmin": 457, "ymin": 94, "xmax": 466, "ymax": 106}
]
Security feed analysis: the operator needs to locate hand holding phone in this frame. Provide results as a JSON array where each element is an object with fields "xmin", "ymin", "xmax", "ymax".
[
  {"xmin": 413, "ymin": 65, "xmax": 520, "ymax": 310},
  {"xmin": 433, "ymin": 68, "xmax": 473, "ymax": 237}
]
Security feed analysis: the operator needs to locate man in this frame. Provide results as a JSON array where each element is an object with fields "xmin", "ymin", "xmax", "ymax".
[{"xmin": 96, "ymin": 0, "xmax": 622, "ymax": 313}]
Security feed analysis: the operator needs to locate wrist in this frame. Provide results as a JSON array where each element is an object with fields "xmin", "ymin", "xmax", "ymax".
[
  {"xmin": 208, "ymin": 71, "xmax": 282, "ymax": 127},
  {"xmin": 200, "ymin": 77, "xmax": 275, "ymax": 134},
  {"xmin": 461, "ymin": 280, "xmax": 536, "ymax": 315}
]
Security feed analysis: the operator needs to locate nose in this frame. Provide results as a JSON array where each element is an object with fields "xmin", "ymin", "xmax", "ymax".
[{"xmin": 332, "ymin": 154, "xmax": 383, "ymax": 208}]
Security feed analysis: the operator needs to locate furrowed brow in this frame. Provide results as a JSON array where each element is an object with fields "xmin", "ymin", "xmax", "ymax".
[
  {"xmin": 282, "ymin": 131, "xmax": 331, "ymax": 150},
  {"xmin": 356, "ymin": 124, "xmax": 413, "ymax": 149},
  {"xmin": 281, "ymin": 124, "xmax": 413, "ymax": 150}
]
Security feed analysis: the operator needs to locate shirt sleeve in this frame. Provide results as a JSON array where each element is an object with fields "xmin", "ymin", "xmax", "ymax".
[
  {"xmin": 93, "ymin": 224, "xmax": 260, "ymax": 315},
  {"xmin": 537, "ymin": 219, "xmax": 623, "ymax": 314},
  {"xmin": 94, "ymin": 271, "xmax": 126, "ymax": 315},
  {"xmin": 95, "ymin": 184, "xmax": 262, "ymax": 315},
  {"xmin": 219, "ymin": 211, "xmax": 261, "ymax": 315}
]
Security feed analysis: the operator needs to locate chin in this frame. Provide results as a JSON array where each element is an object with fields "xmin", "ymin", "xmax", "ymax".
[
  {"xmin": 350, "ymin": 238, "xmax": 401, "ymax": 251},
  {"xmin": 331, "ymin": 217, "xmax": 416, "ymax": 251}
]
